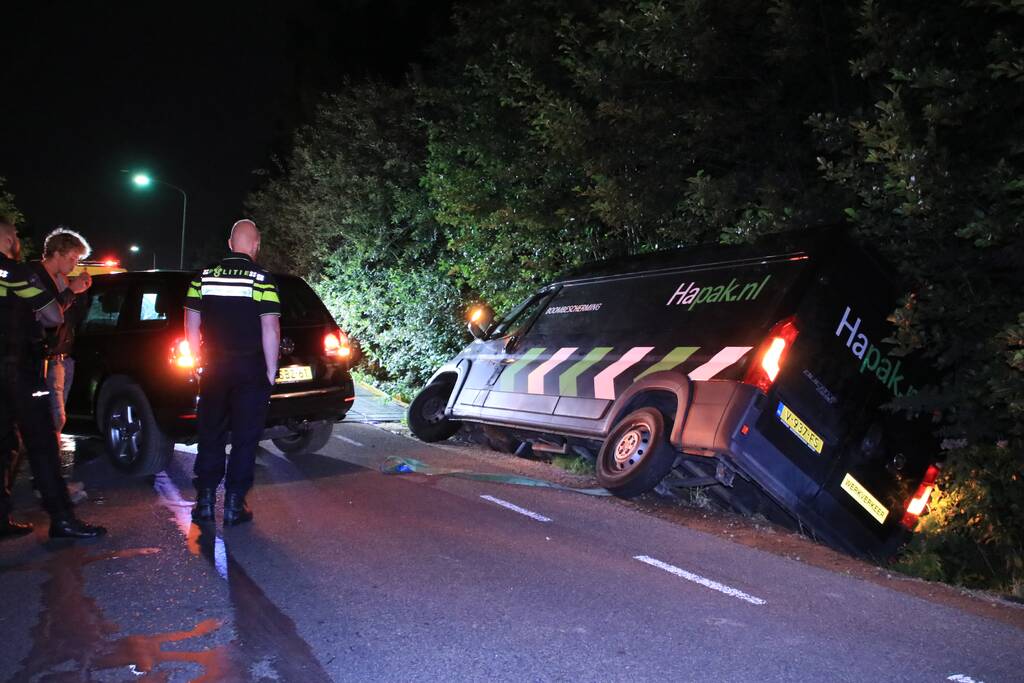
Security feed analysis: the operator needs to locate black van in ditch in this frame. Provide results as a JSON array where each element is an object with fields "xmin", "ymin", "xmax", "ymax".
[
  {"xmin": 66, "ymin": 271, "xmax": 355, "ymax": 474},
  {"xmin": 408, "ymin": 229, "xmax": 939, "ymax": 558}
]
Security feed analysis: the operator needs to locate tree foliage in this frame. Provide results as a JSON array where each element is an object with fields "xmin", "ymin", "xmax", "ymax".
[
  {"xmin": 0, "ymin": 177, "xmax": 24, "ymax": 224},
  {"xmin": 249, "ymin": 0, "xmax": 1024, "ymax": 591},
  {"xmin": 811, "ymin": 0, "xmax": 1024, "ymax": 592}
]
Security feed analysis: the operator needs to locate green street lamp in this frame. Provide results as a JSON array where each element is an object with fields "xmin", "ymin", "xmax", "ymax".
[{"xmin": 126, "ymin": 170, "xmax": 188, "ymax": 269}]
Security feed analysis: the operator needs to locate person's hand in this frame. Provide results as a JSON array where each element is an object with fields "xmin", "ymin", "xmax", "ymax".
[{"xmin": 68, "ymin": 273, "xmax": 92, "ymax": 294}]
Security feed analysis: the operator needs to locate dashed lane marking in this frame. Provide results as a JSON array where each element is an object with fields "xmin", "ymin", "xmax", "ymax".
[
  {"xmin": 634, "ymin": 555, "xmax": 766, "ymax": 605},
  {"xmin": 948, "ymin": 675, "xmax": 984, "ymax": 683},
  {"xmin": 480, "ymin": 495, "xmax": 552, "ymax": 523},
  {"xmin": 334, "ymin": 435, "xmax": 365, "ymax": 447}
]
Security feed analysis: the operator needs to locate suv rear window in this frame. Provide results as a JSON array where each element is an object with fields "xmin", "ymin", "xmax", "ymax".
[{"xmin": 278, "ymin": 276, "xmax": 332, "ymax": 326}]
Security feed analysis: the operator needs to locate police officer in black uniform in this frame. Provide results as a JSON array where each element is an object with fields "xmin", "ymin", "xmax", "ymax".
[
  {"xmin": 185, "ymin": 219, "xmax": 280, "ymax": 525},
  {"xmin": 0, "ymin": 218, "xmax": 106, "ymax": 539}
]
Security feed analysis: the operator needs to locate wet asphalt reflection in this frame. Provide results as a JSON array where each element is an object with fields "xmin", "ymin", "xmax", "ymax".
[{"xmin": 0, "ymin": 451, "xmax": 331, "ymax": 682}]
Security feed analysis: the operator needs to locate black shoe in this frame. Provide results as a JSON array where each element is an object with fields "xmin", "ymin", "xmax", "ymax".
[
  {"xmin": 0, "ymin": 517, "xmax": 34, "ymax": 538},
  {"xmin": 192, "ymin": 488, "xmax": 216, "ymax": 522},
  {"xmin": 49, "ymin": 517, "xmax": 107, "ymax": 539},
  {"xmin": 223, "ymin": 492, "xmax": 253, "ymax": 526}
]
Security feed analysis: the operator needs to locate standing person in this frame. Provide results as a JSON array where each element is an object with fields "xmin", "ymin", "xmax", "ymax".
[
  {"xmin": 30, "ymin": 228, "xmax": 93, "ymax": 503},
  {"xmin": 30, "ymin": 227, "xmax": 92, "ymax": 440},
  {"xmin": 0, "ymin": 218, "xmax": 106, "ymax": 539},
  {"xmin": 185, "ymin": 219, "xmax": 280, "ymax": 526}
]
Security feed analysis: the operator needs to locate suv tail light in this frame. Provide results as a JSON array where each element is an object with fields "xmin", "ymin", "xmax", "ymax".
[
  {"xmin": 900, "ymin": 464, "xmax": 940, "ymax": 530},
  {"xmin": 170, "ymin": 338, "xmax": 196, "ymax": 369},
  {"xmin": 324, "ymin": 330, "xmax": 351, "ymax": 359},
  {"xmin": 743, "ymin": 316, "xmax": 799, "ymax": 393}
]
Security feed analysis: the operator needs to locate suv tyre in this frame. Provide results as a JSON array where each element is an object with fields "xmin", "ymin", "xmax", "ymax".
[
  {"xmin": 596, "ymin": 407, "xmax": 677, "ymax": 498},
  {"xmin": 272, "ymin": 420, "xmax": 334, "ymax": 456},
  {"xmin": 97, "ymin": 377, "xmax": 174, "ymax": 475},
  {"xmin": 408, "ymin": 382, "xmax": 460, "ymax": 442}
]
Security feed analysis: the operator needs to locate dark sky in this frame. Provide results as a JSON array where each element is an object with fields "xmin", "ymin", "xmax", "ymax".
[{"xmin": 2, "ymin": 0, "xmax": 451, "ymax": 269}]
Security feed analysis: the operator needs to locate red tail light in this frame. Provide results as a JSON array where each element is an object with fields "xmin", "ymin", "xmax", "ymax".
[
  {"xmin": 900, "ymin": 464, "xmax": 940, "ymax": 530},
  {"xmin": 170, "ymin": 338, "xmax": 196, "ymax": 369},
  {"xmin": 324, "ymin": 330, "xmax": 351, "ymax": 358},
  {"xmin": 743, "ymin": 316, "xmax": 799, "ymax": 393}
]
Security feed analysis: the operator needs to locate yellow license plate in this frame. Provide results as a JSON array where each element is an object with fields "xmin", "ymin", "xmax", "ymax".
[
  {"xmin": 276, "ymin": 365, "xmax": 313, "ymax": 384},
  {"xmin": 776, "ymin": 402, "xmax": 824, "ymax": 454},
  {"xmin": 841, "ymin": 473, "xmax": 889, "ymax": 524}
]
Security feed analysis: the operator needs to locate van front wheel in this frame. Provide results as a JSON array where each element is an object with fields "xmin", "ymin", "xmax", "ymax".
[
  {"xmin": 596, "ymin": 407, "xmax": 676, "ymax": 498},
  {"xmin": 408, "ymin": 382, "xmax": 460, "ymax": 442}
]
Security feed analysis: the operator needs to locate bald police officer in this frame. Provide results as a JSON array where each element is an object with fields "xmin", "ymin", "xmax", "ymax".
[
  {"xmin": 0, "ymin": 218, "xmax": 106, "ymax": 539},
  {"xmin": 185, "ymin": 219, "xmax": 280, "ymax": 525}
]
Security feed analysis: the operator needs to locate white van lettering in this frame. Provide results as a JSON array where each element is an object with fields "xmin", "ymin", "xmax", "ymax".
[
  {"xmin": 666, "ymin": 282, "xmax": 698, "ymax": 306},
  {"xmin": 836, "ymin": 305, "xmax": 911, "ymax": 397}
]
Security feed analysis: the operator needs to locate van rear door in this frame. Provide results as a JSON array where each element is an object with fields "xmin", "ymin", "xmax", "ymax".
[{"xmin": 750, "ymin": 245, "xmax": 933, "ymax": 553}]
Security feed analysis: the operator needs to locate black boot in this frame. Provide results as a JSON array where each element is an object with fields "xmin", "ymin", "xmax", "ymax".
[
  {"xmin": 223, "ymin": 492, "xmax": 253, "ymax": 526},
  {"xmin": 49, "ymin": 515, "xmax": 107, "ymax": 539},
  {"xmin": 192, "ymin": 488, "xmax": 216, "ymax": 522},
  {"xmin": 0, "ymin": 516, "xmax": 34, "ymax": 539}
]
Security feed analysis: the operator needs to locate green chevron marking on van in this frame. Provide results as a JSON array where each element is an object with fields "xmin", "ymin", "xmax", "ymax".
[
  {"xmin": 498, "ymin": 347, "xmax": 547, "ymax": 391},
  {"xmin": 633, "ymin": 346, "xmax": 699, "ymax": 382},
  {"xmin": 558, "ymin": 347, "xmax": 613, "ymax": 397}
]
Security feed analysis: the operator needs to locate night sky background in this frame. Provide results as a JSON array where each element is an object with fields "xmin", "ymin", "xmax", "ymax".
[{"xmin": 2, "ymin": 0, "xmax": 452, "ymax": 269}]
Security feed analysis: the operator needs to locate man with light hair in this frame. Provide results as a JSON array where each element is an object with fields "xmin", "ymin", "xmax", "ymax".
[
  {"xmin": 32, "ymin": 228, "xmax": 92, "ymax": 434},
  {"xmin": 31, "ymin": 227, "xmax": 93, "ymax": 502},
  {"xmin": 185, "ymin": 219, "xmax": 281, "ymax": 526},
  {"xmin": 0, "ymin": 218, "xmax": 106, "ymax": 538}
]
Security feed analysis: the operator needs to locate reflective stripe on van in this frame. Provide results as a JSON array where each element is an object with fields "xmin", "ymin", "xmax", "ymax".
[{"xmin": 502, "ymin": 345, "xmax": 753, "ymax": 398}]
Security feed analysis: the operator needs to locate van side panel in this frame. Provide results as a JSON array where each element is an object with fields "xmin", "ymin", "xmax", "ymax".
[{"xmin": 457, "ymin": 258, "xmax": 809, "ymax": 434}]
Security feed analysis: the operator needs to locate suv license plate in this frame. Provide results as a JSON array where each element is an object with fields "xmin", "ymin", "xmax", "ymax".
[
  {"xmin": 776, "ymin": 402, "xmax": 824, "ymax": 454},
  {"xmin": 277, "ymin": 365, "xmax": 313, "ymax": 384}
]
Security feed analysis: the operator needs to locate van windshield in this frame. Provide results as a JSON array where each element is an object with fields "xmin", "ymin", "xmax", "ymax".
[{"xmin": 488, "ymin": 291, "xmax": 555, "ymax": 339}]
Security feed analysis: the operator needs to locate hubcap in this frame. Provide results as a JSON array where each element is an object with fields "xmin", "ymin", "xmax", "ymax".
[
  {"xmin": 108, "ymin": 401, "xmax": 142, "ymax": 465},
  {"xmin": 421, "ymin": 395, "xmax": 446, "ymax": 424},
  {"xmin": 612, "ymin": 426, "xmax": 649, "ymax": 471}
]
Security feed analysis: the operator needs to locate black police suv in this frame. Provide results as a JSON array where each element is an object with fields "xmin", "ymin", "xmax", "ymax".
[
  {"xmin": 65, "ymin": 270, "xmax": 355, "ymax": 474},
  {"xmin": 408, "ymin": 229, "xmax": 939, "ymax": 559}
]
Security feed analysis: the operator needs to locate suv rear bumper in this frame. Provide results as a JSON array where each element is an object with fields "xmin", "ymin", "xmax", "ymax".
[{"xmin": 156, "ymin": 373, "xmax": 355, "ymax": 441}]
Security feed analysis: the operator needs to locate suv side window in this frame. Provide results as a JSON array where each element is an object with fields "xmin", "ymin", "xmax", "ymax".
[
  {"xmin": 123, "ymin": 284, "xmax": 174, "ymax": 330},
  {"xmin": 81, "ymin": 288, "xmax": 128, "ymax": 333}
]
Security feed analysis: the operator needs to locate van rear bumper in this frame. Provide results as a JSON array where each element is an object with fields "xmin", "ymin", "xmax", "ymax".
[{"xmin": 720, "ymin": 399, "xmax": 905, "ymax": 559}]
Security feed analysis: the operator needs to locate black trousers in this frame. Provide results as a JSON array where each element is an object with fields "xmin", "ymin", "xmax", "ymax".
[
  {"xmin": 194, "ymin": 355, "xmax": 272, "ymax": 494},
  {"xmin": 0, "ymin": 356, "xmax": 72, "ymax": 520}
]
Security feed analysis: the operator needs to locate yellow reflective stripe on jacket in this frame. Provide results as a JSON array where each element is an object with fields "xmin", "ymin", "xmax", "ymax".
[
  {"xmin": 252, "ymin": 289, "xmax": 280, "ymax": 303},
  {"xmin": 14, "ymin": 286, "xmax": 44, "ymax": 298}
]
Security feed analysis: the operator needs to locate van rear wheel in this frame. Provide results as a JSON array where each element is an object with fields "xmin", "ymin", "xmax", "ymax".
[
  {"xmin": 408, "ymin": 382, "xmax": 460, "ymax": 442},
  {"xmin": 596, "ymin": 407, "xmax": 676, "ymax": 498}
]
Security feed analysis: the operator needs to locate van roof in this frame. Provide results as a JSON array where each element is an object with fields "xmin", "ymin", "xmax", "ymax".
[{"xmin": 555, "ymin": 226, "xmax": 850, "ymax": 284}]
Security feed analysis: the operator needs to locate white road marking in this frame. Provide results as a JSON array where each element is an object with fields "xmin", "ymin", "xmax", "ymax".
[
  {"xmin": 948, "ymin": 675, "xmax": 984, "ymax": 683},
  {"xmin": 175, "ymin": 443, "xmax": 198, "ymax": 454},
  {"xmin": 153, "ymin": 472, "xmax": 228, "ymax": 580},
  {"xmin": 634, "ymin": 555, "xmax": 766, "ymax": 605},
  {"xmin": 334, "ymin": 434, "xmax": 365, "ymax": 447},
  {"xmin": 480, "ymin": 495, "xmax": 552, "ymax": 523}
]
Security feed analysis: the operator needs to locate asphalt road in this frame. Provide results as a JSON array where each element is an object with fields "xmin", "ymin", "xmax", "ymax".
[{"xmin": 0, "ymin": 416, "xmax": 1021, "ymax": 682}]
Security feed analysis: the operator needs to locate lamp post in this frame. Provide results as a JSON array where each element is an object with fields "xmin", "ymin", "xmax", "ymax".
[
  {"xmin": 129, "ymin": 244, "xmax": 156, "ymax": 270},
  {"xmin": 128, "ymin": 171, "xmax": 188, "ymax": 269}
]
